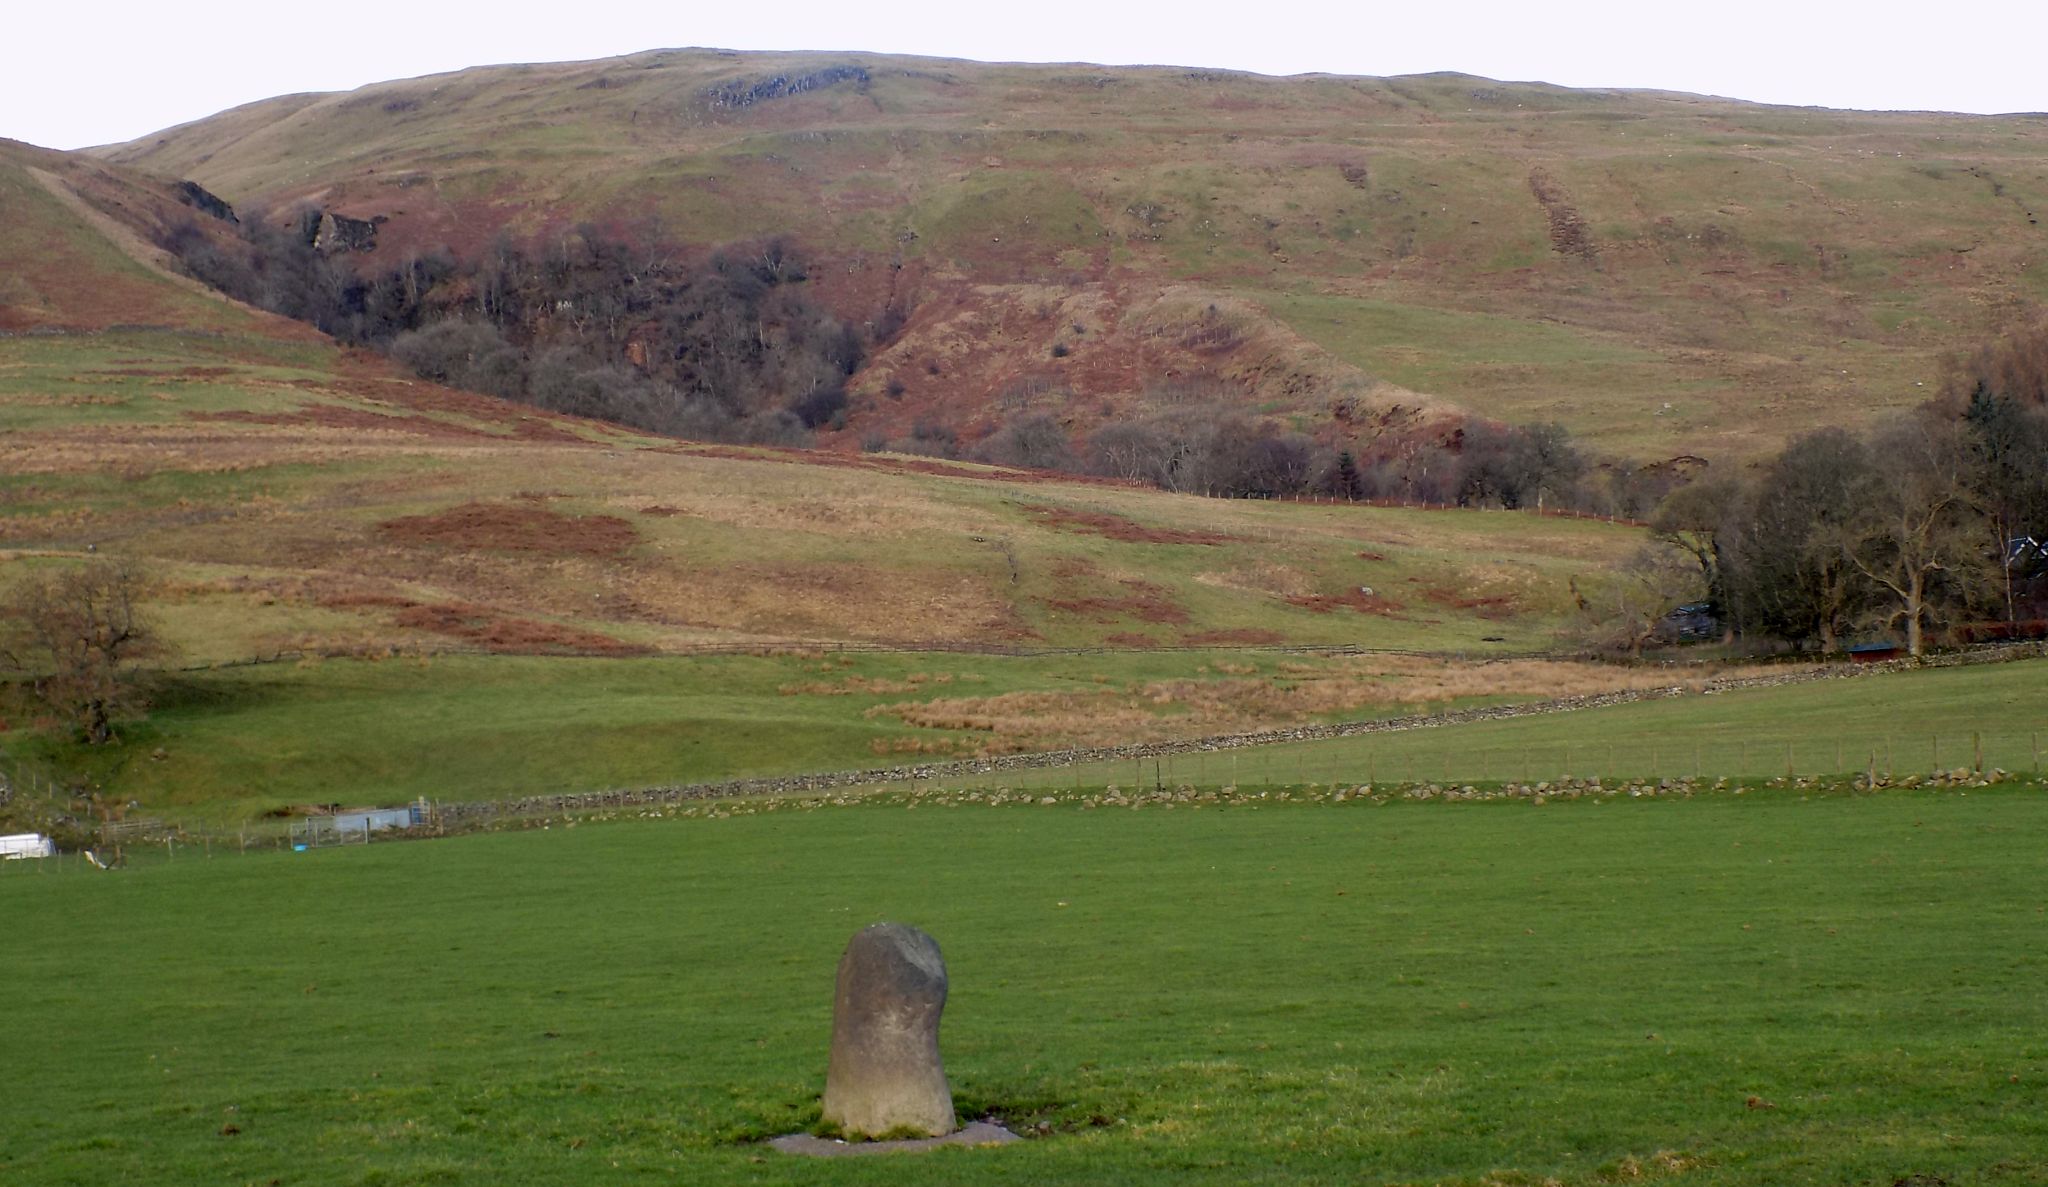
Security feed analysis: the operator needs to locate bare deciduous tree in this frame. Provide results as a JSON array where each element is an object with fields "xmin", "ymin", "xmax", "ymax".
[
  {"xmin": 1650, "ymin": 473, "xmax": 1740, "ymax": 637},
  {"xmin": 1843, "ymin": 416, "xmax": 1994, "ymax": 656},
  {"xmin": 1, "ymin": 560, "xmax": 164, "ymax": 744},
  {"xmin": 1724, "ymin": 428, "xmax": 1876, "ymax": 652},
  {"xmin": 1571, "ymin": 544, "xmax": 1705, "ymax": 658}
]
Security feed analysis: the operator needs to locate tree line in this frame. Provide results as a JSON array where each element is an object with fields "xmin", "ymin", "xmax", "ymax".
[
  {"xmin": 928, "ymin": 404, "xmax": 1682, "ymax": 518},
  {"xmin": 165, "ymin": 207, "xmax": 1692, "ymax": 516},
  {"xmin": 161, "ymin": 212, "xmax": 868, "ymax": 444},
  {"xmin": 156, "ymin": 204, "xmax": 2048, "ymax": 656},
  {"xmin": 1644, "ymin": 342, "xmax": 2048, "ymax": 656}
]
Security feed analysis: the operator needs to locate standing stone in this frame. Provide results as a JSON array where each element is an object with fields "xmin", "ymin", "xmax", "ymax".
[{"xmin": 822, "ymin": 923, "xmax": 955, "ymax": 1138}]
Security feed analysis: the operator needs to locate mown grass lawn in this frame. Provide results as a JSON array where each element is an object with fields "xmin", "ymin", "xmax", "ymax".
[{"xmin": 2, "ymin": 786, "xmax": 2042, "ymax": 1185}]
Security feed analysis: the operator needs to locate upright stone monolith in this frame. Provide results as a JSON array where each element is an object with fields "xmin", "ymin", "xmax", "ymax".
[{"xmin": 821, "ymin": 922, "xmax": 955, "ymax": 1139}]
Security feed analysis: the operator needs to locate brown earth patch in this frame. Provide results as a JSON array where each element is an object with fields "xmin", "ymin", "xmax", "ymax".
[
  {"xmin": 1021, "ymin": 503, "xmax": 1237, "ymax": 545},
  {"xmin": 392, "ymin": 601, "xmax": 647, "ymax": 655},
  {"xmin": 377, "ymin": 502, "xmax": 640, "ymax": 557}
]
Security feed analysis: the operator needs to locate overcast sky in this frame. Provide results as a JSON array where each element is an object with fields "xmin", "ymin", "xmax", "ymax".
[{"xmin": 9, "ymin": 0, "xmax": 2044, "ymax": 151}]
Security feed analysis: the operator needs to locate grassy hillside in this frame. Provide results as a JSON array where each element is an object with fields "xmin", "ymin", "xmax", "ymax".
[
  {"xmin": 2, "ymin": 133, "xmax": 1697, "ymax": 827},
  {"xmin": 3, "ymin": 784, "xmax": 2042, "ymax": 1184},
  {"xmin": 0, "ymin": 139, "xmax": 280, "ymax": 334},
  {"xmin": 2, "ymin": 323, "xmax": 1640, "ymax": 657},
  {"xmin": 99, "ymin": 52, "xmax": 2048, "ymax": 461},
  {"xmin": 7, "ymin": 120, "xmax": 2045, "ymax": 1187},
  {"xmin": 1, "ymin": 140, "xmax": 1643, "ymax": 668}
]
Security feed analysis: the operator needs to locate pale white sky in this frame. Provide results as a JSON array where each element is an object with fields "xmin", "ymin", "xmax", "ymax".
[{"xmin": 8, "ymin": 0, "xmax": 2044, "ymax": 151}]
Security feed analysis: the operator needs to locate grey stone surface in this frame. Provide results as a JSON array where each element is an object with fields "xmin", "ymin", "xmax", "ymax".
[
  {"xmin": 820, "ymin": 922, "xmax": 954, "ymax": 1138},
  {"xmin": 769, "ymin": 1120, "xmax": 1018, "ymax": 1157}
]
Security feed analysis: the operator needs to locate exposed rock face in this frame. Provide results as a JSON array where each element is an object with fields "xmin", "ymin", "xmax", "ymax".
[
  {"xmin": 822, "ymin": 922, "xmax": 954, "ymax": 1139},
  {"xmin": 703, "ymin": 64, "xmax": 869, "ymax": 111},
  {"xmin": 312, "ymin": 211, "xmax": 382, "ymax": 254},
  {"xmin": 174, "ymin": 180, "xmax": 237, "ymax": 223}
]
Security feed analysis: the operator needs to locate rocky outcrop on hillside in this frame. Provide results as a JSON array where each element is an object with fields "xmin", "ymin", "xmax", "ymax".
[
  {"xmin": 702, "ymin": 64, "xmax": 870, "ymax": 111},
  {"xmin": 174, "ymin": 180, "xmax": 236, "ymax": 223},
  {"xmin": 312, "ymin": 210, "xmax": 381, "ymax": 254}
]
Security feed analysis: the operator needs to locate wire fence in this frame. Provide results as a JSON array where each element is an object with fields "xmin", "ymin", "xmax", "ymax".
[{"xmin": 8, "ymin": 646, "xmax": 2045, "ymax": 864}]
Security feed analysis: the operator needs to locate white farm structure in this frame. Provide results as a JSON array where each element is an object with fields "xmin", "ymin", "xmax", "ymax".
[{"xmin": 1, "ymin": 833, "xmax": 57, "ymax": 860}]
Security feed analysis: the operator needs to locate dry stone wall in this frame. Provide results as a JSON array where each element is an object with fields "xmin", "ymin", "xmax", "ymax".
[{"xmin": 434, "ymin": 643, "xmax": 2044, "ymax": 824}]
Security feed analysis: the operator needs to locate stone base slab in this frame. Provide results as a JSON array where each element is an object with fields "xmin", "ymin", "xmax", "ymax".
[{"xmin": 768, "ymin": 1121, "xmax": 1020, "ymax": 1157}]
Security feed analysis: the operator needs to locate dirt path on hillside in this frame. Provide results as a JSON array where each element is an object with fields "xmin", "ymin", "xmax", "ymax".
[{"xmin": 26, "ymin": 166, "xmax": 240, "ymax": 306}]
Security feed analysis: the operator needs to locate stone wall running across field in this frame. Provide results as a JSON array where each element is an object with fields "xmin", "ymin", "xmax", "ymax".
[{"xmin": 432, "ymin": 642, "xmax": 2046, "ymax": 825}]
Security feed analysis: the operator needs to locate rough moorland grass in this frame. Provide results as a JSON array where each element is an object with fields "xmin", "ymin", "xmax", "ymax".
[
  {"xmin": 1021, "ymin": 657, "xmax": 2048, "ymax": 791},
  {"xmin": 1, "ymin": 787, "xmax": 2042, "ymax": 1185},
  {"xmin": 98, "ymin": 52, "xmax": 2048, "ymax": 459},
  {"xmin": 4, "ymin": 334, "xmax": 1641, "ymax": 656}
]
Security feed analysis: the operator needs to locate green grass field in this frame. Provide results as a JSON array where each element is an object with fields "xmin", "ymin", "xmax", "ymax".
[
  {"xmin": 1017, "ymin": 659, "xmax": 2048, "ymax": 792},
  {"xmin": 0, "ymin": 649, "xmax": 1605, "ymax": 822},
  {"xmin": 3, "ymin": 785, "xmax": 2042, "ymax": 1185}
]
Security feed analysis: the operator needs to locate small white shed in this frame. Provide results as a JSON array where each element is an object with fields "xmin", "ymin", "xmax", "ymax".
[{"xmin": 0, "ymin": 833, "xmax": 57, "ymax": 860}]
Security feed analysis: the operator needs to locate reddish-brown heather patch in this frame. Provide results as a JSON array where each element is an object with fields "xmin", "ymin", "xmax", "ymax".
[
  {"xmin": 1102, "ymin": 631, "xmax": 1163, "ymax": 648},
  {"xmin": 1180, "ymin": 627, "xmax": 1287, "ymax": 646},
  {"xmin": 1286, "ymin": 588, "xmax": 1407, "ymax": 616},
  {"xmin": 1042, "ymin": 579, "xmax": 1190, "ymax": 624},
  {"xmin": 392, "ymin": 601, "xmax": 647, "ymax": 655},
  {"xmin": 377, "ymin": 502, "xmax": 640, "ymax": 558},
  {"xmin": 1021, "ymin": 504, "xmax": 1237, "ymax": 545},
  {"xmin": 508, "ymin": 417, "xmax": 589, "ymax": 443},
  {"xmin": 315, "ymin": 589, "xmax": 420, "ymax": 611},
  {"xmin": 1421, "ymin": 588, "xmax": 1520, "ymax": 620}
]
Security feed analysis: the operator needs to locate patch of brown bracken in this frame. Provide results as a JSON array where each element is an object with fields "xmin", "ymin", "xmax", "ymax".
[
  {"xmin": 377, "ymin": 502, "xmax": 639, "ymax": 558},
  {"xmin": 862, "ymin": 656, "xmax": 1735, "ymax": 756},
  {"xmin": 392, "ymin": 601, "xmax": 647, "ymax": 655},
  {"xmin": 1020, "ymin": 503, "xmax": 1238, "ymax": 545}
]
